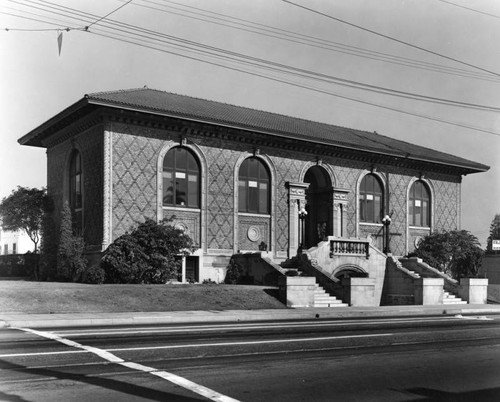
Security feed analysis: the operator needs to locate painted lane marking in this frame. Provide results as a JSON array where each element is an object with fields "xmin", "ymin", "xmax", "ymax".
[
  {"xmin": 0, "ymin": 332, "xmax": 395, "ymax": 359},
  {"xmin": 55, "ymin": 316, "xmax": 468, "ymax": 337},
  {"xmin": 11, "ymin": 327, "xmax": 240, "ymax": 402},
  {"xmin": 107, "ymin": 333, "xmax": 395, "ymax": 352}
]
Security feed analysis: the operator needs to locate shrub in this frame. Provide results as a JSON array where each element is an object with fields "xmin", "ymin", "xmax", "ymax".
[
  {"xmin": 412, "ymin": 230, "xmax": 484, "ymax": 280},
  {"xmin": 224, "ymin": 259, "xmax": 245, "ymax": 284},
  {"xmin": 101, "ymin": 218, "xmax": 193, "ymax": 284},
  {"xmin": 82, "ymin": 263, "xmax": 106, "ymax": 284}
]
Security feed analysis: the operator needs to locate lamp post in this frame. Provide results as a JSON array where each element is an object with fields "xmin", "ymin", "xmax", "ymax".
[
  {"xmin": 382, "ymin": 215, "xmax": 392, "ymax": 254},
  {"xmin": 298, "ymin": 207, "xmax": 308, "ymax": 253}
]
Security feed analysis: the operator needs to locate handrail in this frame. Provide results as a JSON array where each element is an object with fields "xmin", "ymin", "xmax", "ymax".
[{"xmin": 330, "ymin": 239, "xmax": 370, "ymax": 259}]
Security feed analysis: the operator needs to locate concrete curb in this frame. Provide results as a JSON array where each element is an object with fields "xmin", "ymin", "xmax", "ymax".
[{"xmin": 2, "ymin": 304, "xmax": 500, "ymax": 329}]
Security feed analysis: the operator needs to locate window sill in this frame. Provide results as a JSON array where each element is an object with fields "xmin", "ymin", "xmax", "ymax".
[
  {"xmin": 238, "ymin": 212, "xmax": 271, "ymax": 218},
  {"xmin": 162, "ymin": 206, "xmax": 201, "ymax": 212},
  {"xmin": 359, "ymin": 222, "xmax": 383, "ymax": 227},
  {"xmin": 409, "ymin": 226, "xmax": 431, "ymax": 230}
]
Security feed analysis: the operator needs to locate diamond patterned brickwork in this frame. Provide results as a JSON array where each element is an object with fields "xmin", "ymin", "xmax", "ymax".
[
  {"xmin": 432, "ymin": 178, "xmax": 460, "ymax": 231},
  {"xmin": 203, "ymin": 146, "xmax": 238, "ymax": 250},
  {"xmin": 270, "ymin": 155, "xmax": 305, "ymax": 252},
  {"xmin": 388, "ymin": 172, "xmax": 412, "ymax": 256},
  {"xmin": 112, "ymin": 128, "xmax": 162, "ymax": 238},
  {"xmin": 107, "ymin": 121, "xmax": 462, "ymax": 257}
]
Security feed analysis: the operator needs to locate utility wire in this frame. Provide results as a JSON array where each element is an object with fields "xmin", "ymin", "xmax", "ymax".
[
  {"xmin": 282, "ymin": 0, "xmax": 500, "ymax": 78},
  {"xmin": 85, "ymin": 0, "xmax": 133, "ymax": 30},
  {"xmin": 125, "ymin": 0, "xmax": 498, "ymax": 83},
  {"xmin": 437, "ymin": 0, "xmax": 500, "ymax": 20},
  {"xmin": 6, "ymin": 0, "xmax": 500, "ymax": 112},
  {"xmin": 3, "ymin": 3, "xmax": 500, "ymax": 136}
]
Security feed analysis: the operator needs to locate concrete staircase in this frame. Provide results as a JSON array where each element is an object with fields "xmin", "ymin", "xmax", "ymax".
[
  {"xmin": 443, "ymin": 291, "xmax": 467, "ymax": 305},
  {"xmin": 314, "ymin": 284, "xmax": 348, "ymax": 307}
]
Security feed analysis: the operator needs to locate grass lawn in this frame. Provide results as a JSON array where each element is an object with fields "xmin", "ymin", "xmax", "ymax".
[{"xmin": 0, "ymin": 280, "xmax": 286, "ymax": 314}]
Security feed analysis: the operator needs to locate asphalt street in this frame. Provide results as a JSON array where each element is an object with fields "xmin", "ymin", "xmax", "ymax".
[{"xmin": 1, "ymin": 315, "xmax": 500, "ymax": 401}]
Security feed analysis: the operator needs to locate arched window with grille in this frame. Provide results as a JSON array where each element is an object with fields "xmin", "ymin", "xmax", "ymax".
[
  {"xmin": 162, "ymin": 147, "xmax": 200, "ymax": 208},
  {"xmin": 359, "ymin": 174, "xmax": 384, "ymax": 223},
  {"xmin": 409, "ymin": 180, "xmax": 431, "ymax": 227},
  {"xmin": 238, "ymin": 157, "xmax": 270, "ymax": 214}
]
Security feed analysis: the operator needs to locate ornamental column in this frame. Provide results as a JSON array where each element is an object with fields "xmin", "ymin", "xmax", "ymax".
[
  {"xmin": 286, "ymin": 182, "xmax": 309, "ymax": 257},
  {"xmin": 333, "ymin": 188, "xmax": 349, "ymax": 238}
]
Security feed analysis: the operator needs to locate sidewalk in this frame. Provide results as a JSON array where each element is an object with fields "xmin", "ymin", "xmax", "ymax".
[{"xmin": 2, "ymin": 304, "xmax": 500, "ymax": 329}]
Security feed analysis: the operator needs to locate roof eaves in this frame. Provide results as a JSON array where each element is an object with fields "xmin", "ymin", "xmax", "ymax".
[
  {"xmin": 18, "ymin": 98, "xmax": 90, "ymax": 147},
  {"xmin": 85, "ymin": 97, "xmax": 409, "ymax": 158}
]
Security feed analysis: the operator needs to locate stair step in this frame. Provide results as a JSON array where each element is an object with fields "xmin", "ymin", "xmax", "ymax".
[
  {"xmin": 313, "ymin": 302, "xmax": 349, "ymax": 307},
  {"xmin": 313, "ymin": 283, "xmax": 348, "ymax": 307},
  {"xmin": 314, "ymin": 296, "xmax": 344, "ymax": 303},
  {"xmin": 443, "ymin": 299, "xmax": 468, "ymax": 305}
]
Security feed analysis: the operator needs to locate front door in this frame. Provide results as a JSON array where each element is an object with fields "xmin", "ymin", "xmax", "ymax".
[{"xmin": 304, "ymin": 166, "xmax": 333, "ymax": 248}]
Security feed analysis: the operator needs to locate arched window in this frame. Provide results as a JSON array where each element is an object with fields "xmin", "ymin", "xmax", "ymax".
[
  {"xmin": 163, "ymin": 147, "xmax": 200, "ymax": 208},
  {"xmin": 359, "ymin": 174, "xmax": 384, "ymax": 223},
  {"xmin": 238, "ymin": 157, "xmax": 270, "ymax": 214},
  {"xmin": 69, "ymin": 151, "xmax": 82, "ymax": 211},
  {"xmin": 409, "ymin": 180, "xmax": 431, "ymax": 227}
]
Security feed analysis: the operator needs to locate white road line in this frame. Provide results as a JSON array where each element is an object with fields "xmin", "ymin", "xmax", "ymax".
[
  {"xmin": 0, "ymin": 350, "xmax": 86, "ymax": 358},
  {"xmin": 11, "ymin": 326, "xmax": 240, "ymax": 402},
  {"xmin": 0, "ymin": 332, "xmax": 395, "ymax": 358},
  {"xmin": 55, "ymin": 316, "xmax": 465, "ymax": 337},
  {"xmin": 106, "ymin": 332, "xmax": 395, "ymax": 352}
]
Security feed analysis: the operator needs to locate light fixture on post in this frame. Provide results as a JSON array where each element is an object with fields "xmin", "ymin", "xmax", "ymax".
[
  {"xmin": 298, "ymin": 207, "xmax": 308, "ymax": 253},
  {"xmin": 382, "ymin": 215, "xmax": 392, "ymax": 254}
]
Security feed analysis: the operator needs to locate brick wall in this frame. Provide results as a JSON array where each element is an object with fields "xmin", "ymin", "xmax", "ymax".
[{"xmin": 102, "ymin": 120, "xmax": 462, "ymax": 257}]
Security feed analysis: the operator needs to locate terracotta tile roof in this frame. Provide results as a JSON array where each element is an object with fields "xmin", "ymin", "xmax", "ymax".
[{"xmin": 20, "ymin": 87, "xmax": 489, "ymax": 173}]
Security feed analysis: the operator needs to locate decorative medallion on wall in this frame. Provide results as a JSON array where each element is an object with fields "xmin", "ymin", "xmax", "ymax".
[
  {"xmin": 175, "ymin": 222, "xmax": 188, "ymax": 233},
  {"xmin": 247, "ymin": 226, "xmax": 261, "ymax": 242}
]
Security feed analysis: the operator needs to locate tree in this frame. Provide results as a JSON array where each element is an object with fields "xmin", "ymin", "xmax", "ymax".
[
  {"xmin": 101, "ymin": 218, "xmax": 194, "ymax": 284},
  {"xmin": 0, "ymin": 186, "xmax": 48, "ymax": 254},
  {"xmin": 57, "ymin": 202, "xmax": 87, "ymax": 281},
  {"xmin": 487, "ymin": 214, "xmax": 500, "ymax": 253},
  {"xmin": 412, "ymin": 230, "xmax": 484, "ymax": 280}
]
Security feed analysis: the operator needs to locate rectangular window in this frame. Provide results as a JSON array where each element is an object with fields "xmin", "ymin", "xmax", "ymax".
[
  {"xmin": 366, "ymin": 199, "xmax": 374, "ymax": 222},
  {"xmin": 415, "ymin": 204, "xmax": 422, "ymax": 226},
  {"xmin": 176, "ymin": 177, "xmax": 187, "ymax": 206},
  {"xmin": 248, "ymin": 187, "xmax": 259, "ymax": 213},
  {"xmin": 359, "ymin": 194, "xmax": 365, "ymax": 222},
  {"xmin": 374, "ymin": 195, "xmax": 381, "ymax": 223},
  {"xmin": 238, "ymin": 180, "xmax": 246, "ymax": 211},
  {"xmin": 12, "ymin": 243, "xmax": 17, "ymax": 254},
  {"xmin": 409, "ymin": 202, "xmax": 414, "ymax": 226},
  {"xmin": 3, "ymin": 244, "xmax": 7, "ymax": 255},
  {"xmin": 422, "ymin": 201, "xmax": 429, "ymax": 227},
  {"xmin": 259, "ymin": 182, "xmax": 268, "ymax": 214},
  {"xmin": 187, "ymin": 175, "xmax": 198, "ymax": 208},
  {"xmin": 162, "ymin": 172, "xmax": 174, "ymax": 205}
]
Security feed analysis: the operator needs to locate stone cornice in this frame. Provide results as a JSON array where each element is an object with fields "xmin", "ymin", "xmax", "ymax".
[{"xmin": 41, "ymin": 107, "xmax": 469, "ymax": 177}]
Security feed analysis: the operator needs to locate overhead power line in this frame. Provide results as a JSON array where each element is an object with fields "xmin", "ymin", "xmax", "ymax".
[
  {"xmin": 2, "ymin": 1, "xmax": 500, "ymax": 137},
  {"xmin": 5, "ymin": 0, "xmax": 500, "ymax": 113},
  {"xmin": 437, "ymin": 0, "xmax": 500, "ymax": 20},
  {"xmin": 123, "ymin": 0, "xmax": 498, "ymax": 83},
  {"xmin": 282, "ymin": 0, "xmax": 500, "ymax": 79}
]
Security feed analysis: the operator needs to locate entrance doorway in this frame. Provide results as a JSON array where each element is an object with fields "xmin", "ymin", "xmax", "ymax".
[{"xmin": 304, "ymin": 166, "xmax": 333, "ymax": 248}]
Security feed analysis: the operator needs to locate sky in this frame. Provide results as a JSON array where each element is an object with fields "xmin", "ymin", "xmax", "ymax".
[{"xmin": 1, "ymin": 0, "xmax": 499, "ymax": 247}]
